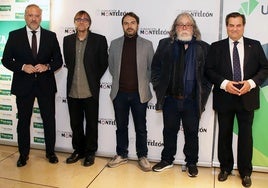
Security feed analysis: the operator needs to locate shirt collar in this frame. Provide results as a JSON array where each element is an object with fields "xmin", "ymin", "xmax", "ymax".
[
  {"xmin": 229, "ymin": 37, "xmax": 243, "ymax": 45},
  {"xmin": 26, "ymin": 26, "xmax": 41, "ymax": 33}
]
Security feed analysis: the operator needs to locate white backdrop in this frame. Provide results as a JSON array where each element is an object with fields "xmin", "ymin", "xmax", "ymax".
[
  {"xmin": 50, "ymin": 0, "xmax": 219, "ymax": 166},
  {"xmin": 1, "ymin": 0, "xmax": 268, "ymax": 170}
]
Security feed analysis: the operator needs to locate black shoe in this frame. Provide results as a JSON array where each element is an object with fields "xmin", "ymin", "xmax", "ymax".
[
  {"xmin": 187, "ymin": 164, "xmax": 198, "ymax": 177},
  {"xmin": 66, "ymin": 151, "xmax": 84, "ymax": 164},
  {"xmin": 46, "ymin": 153, "xmax": 59, "ymax": 164},
  {"xmin": 84, "ymin": 155, "xmax": 95, "ymax": 167},
  {"xmin": 17, "ymin": 155, "xmax": 29, "ymax": 167},
  {"xmin": 152, "ymin": 160, "xmax": 173, "ymax": 172},
  {"xmin": 218, "ymin": 170, "xmax": 231, "ymax": 181},
  {"xmin": 242, "ymin": 176, "xmax": 252, "ymax": 187}
]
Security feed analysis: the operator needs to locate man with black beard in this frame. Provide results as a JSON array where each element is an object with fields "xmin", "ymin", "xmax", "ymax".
[
  {"xmin": 107, "ymin": 12, "xmax": 154, "ymax": 172},
  {"xmin": 151, "ymin": 12, "xmax": 211, "ymax": 177}
]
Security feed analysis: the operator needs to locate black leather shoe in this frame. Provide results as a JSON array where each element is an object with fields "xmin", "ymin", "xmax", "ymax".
[
  {"xmin": 84, "ymin": 155, "xmax": 95, "ymax": 167},
  {"xmin": 66, "ymin": 151, "xmax": 84, "ymax": 164},
  {"xmin": 46, "ymin": 153, "xmax": 59, "ymax": 164},
  {"xmin": 242, "ymin": 176, "xmax": 252, "ymax": 187},
  {"xmin": 218, "ymin": 170, "xmax": 231, "ymax": 181},
  {"xmin": 17, "ymin": 155, "xmax": 29, "ymax": 167}
]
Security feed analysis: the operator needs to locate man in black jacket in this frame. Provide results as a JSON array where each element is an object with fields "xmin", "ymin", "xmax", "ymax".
[
  {"xmin": 63, "ymin": 10, "xmax": 108, "ymax": 167},
  {"xmin": 151, "ymin": 12, "xmax": 211, "ymax": 177}
]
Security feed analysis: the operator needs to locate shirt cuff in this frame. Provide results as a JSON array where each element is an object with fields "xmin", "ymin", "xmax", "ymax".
[
  {"xmin": 220, "ymin": 79, "xmax": 229, "ymax": 91},
  {"xmin": 247, "ymin": 79, "xmax": 256, "ymax": 89}
]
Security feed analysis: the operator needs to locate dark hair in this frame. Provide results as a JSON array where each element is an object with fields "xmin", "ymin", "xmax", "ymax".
[
  {"xmin": 121, "ymin": 12, "xmax": 139, "ymax": 25},
  {"xmin": 225, "ymin": 12, "xmax": 246, "ymax": 26},
  {"xmin": 74, "ymin": 10, "xmax": 91, "ymax": 26}
]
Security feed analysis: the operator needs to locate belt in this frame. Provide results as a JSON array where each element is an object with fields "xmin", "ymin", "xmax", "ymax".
[{"xmin": 172, "ymin": 95, "xmax": 184, "ymax": 100}]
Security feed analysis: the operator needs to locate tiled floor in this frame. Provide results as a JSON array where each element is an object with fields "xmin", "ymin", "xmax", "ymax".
[{"xmin": 0, "ymin": 144, "xmax": 267, "ymax": 188}]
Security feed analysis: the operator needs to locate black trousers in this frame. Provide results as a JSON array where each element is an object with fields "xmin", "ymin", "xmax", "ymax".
[
  {"xmin": 217, "ymin": 96, "xmax": 253, "ymax": 177},
  {"xmin": 16, "ymin": 86, "xmax": 56, "ymax": 156},
  {"xmin": 67, "ymin": 97, "xmax": 99, "ymax": 156}
]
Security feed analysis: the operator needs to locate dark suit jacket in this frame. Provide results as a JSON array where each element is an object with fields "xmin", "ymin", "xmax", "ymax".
[
  {"xmin": 63, "ymin": 31, "xmax": 108, "ymax": 100},
  {"xmin": 205, "ymin": 37, "xmax": 268, "ymax": 112},
  {"xmin": 2, "ymin": 26, "xmax": 63, "ymax": 96}
]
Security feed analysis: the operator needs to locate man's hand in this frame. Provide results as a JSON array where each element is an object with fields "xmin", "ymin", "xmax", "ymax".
[
  {"xmin": 238, "ymin": 80, "xmax": 251, "ymax": 95},
  {"xmin": 22, "ymin": 64, "xmax": 37, "ymax": 74},
  {"xmin": 34, "ymin": 64, "xmax": 49, "ymax": 73},
  {"xmin": 226, "ymin": 81, "xmax": 251, "ymax": 96}
]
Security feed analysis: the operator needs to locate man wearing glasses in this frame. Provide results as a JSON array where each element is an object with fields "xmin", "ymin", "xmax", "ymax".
[
  {"xmin": 63, "ymin": 10, "xmax": 108, "ymax": 166},
  {"xmin": 151, "ymin": 12, "xmax": 211, "ymax": 176}
]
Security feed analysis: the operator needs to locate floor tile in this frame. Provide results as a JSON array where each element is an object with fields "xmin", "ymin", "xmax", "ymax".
[{"xmin": 0, "ymin": 145, "xmax": 267, "ymax": 188}]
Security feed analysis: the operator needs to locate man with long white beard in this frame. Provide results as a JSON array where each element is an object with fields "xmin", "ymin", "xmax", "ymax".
[{"xmin": 151, "ymin": 12, "xmax": 211, "ymax": 177}]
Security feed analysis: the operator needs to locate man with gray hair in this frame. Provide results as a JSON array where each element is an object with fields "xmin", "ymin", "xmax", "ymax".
[{"xmin": 151, "ymin": 12, "xmax": 211, "ymax": 177}]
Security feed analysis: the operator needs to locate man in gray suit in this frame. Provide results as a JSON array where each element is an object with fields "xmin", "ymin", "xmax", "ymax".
[{"xmin": 107, "ymin": 12, "xmax": 154, "ymax": 172}]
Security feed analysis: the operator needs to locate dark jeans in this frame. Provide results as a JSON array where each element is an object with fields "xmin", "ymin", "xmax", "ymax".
[
  {"xmin": 67, "ymin": 97, "xmax": 99, "ymax": 156},
  {"xmin": 113, "ymin": 91, "xmax": 148, "ymax": 158},
  {"xmin": 161, "ymin": 96, "xmax": 199, "ymax": 166}
]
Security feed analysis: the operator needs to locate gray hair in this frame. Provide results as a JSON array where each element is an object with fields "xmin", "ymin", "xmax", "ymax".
[{"xmin": 169, "ymin": 12, "xmax": 201, "ymax": 42}]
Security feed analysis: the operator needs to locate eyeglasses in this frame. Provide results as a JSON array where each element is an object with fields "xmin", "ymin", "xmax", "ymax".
[
  {"xmin": 176, "ymin": 24, "xmax": 193, "ymax": 29},
  {"xmin": 75, "ymin": 18, "xmax": 89, "ymax": 23}
]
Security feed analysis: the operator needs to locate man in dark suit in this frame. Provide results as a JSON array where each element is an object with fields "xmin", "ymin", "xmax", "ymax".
[
  {"xmin": 63, "ymin": 10, "xmax": 108, "ymax": 167},
  {"xmin": 1, "ymin": 4, "xmax": 63, "ymax": 167},
  {"xmin": 205, "ymin": 12, "xmax": 268, "ymax": 187}
]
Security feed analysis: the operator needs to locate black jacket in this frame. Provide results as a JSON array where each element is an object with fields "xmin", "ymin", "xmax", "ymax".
[
  {"xmin": 63, "ymin": 31, "xmax": 108, "ymax": 100},
  {"xmin": 151, "ymin": 37, "xmax": 212, "ymax": 118}
]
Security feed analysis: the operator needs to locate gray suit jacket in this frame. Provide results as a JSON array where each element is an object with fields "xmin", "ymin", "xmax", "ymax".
[{"xmin": 108, "ymin": 36, "xmax": 154, "ymax": 103}]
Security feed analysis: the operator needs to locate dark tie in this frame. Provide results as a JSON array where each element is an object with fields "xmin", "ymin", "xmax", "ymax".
[
  {"xmin": 233, "ymin": 41, "xmax": 241, "ymax": 81},
  {"xmin": 31, "ymin": 30, "xmax": 37, "ymax": 58}
]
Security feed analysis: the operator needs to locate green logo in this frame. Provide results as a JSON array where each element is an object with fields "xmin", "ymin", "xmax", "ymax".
[
  {"xmin": 0, "ymin": 133, "xmax": 13, "ymax": 140},
  {"xmin": 239, "ymin": 0, "xmax": 259, "ymax": 15},
  {"xmin": 0, "ymin": 89, "xmax": 11, "ymax": 96},
  {"xmin": 0, "ymin": 5, "xmax": 11, "ymax": 11},
  {"xmin": 15, "ymin": 13, "xmax": 24, "ymax": 19},
  {"xmin": 34, "ymin": 137, "xmax": 45, "ymax": 143},
  {"xmin": 15, "ymin": 0, "xmax": 30, "ymax": 2},
  {"xmin": 0, "ymin": 74, "xmax": 12, "ymax": 81},
  {"xmin": 0, "ymin": 104, "xmax": 12, "ymax": 111},
  {"xmin": 0, "ymin": 118, "xmax": 12, "ymax": 125},
  {"xmin": 33, "ymin": 107, "xmax": 40, "ymax": 114},
  {"xmin": 33, "ymin": 122, "xmax": 43, "ymax": 129}
]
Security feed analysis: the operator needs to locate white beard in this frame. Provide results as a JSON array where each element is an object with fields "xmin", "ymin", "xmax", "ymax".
[{"xmin": 177, "ymin": 31, "xmax": 192, "ymax": 41}]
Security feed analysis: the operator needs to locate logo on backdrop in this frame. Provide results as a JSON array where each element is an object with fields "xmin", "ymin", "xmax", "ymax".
[
  {"xmin": 64, "ymin": 27, "xmax": 75, "ymax": 35},
  {"xmin": 57, "ymin": 130, "xmax": 72, "ymax": 138},
  {"xmin": 147, "ymin": 102, "xmax": 155, "ymax": 110},
  {"xmin": 0, "ymin": 104, "xmax": 12, "ymax": 111},
  {"xmin": 239, "ymin": 0, "xmax": 268, "ymax": 15},
  {"xmin": 0, "ymin": 133, "xmax": 13, "ymax": 140},
  {"xmin": 100, "ymin": 82, "xmax": 111, "ymax": 89},
  {"xmin": 147, "ymin": 139, "xmax": 164, "ymax": 147},
  {"xmin": 139, "ymin": 28, "xmax": 169, "ymax": 36},
  {"xmin": 56, "ymin": 96, "xmax": 67, "ymax": 103},
  {"xmin": 239, "ymin": 0, "xmax": 259, "ymax": 15},
  {"xmin": 178, "ymin": 9, "xmax": 214, "ymax": 17},
  {"xmin": 97, "ymin": 9, "xmax": 126, "ymax": 17},
  {"xmin": 99, "ymin": 118, "xmax": 116, "ymax": 126}
]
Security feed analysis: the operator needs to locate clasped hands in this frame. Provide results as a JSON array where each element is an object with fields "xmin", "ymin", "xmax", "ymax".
[
  {"xmin": 226, "ymin": 80, "xmax": 251, "ymax": 96},
  {"xmin": 23, "ymin": 64, "xmax": 49, "ymax": 74}
]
